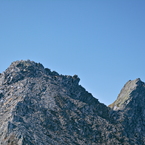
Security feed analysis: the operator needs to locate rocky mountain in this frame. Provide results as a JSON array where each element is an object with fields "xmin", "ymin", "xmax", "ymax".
[{"xmin": 0, "ymin": 60, "xmax": 145, "ymax": 145}]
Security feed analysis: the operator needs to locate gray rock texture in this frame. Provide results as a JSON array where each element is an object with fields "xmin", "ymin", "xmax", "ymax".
[{"xmin": 0, "ymin": 60, "xmax": 145, "ymax": 144}]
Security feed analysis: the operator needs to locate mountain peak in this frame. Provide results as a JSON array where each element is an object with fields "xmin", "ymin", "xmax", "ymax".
[
  {"xmin": 6, "ymin": 60, "xmax": 45, "ymax": 74},
  {"xmin": 109, "ymin": 78, "xmax": 145, "ymax": 110},
  {"xmin": 109, "ymin": 78, "xmax": 145, "ymax": 143},
  {"xmin": 0, "ymin": 60, "xmax": 80, "ymax": 85},
  {"xmin": 0, "ymin": 60, "xmax": 45, "ymax": 85}
]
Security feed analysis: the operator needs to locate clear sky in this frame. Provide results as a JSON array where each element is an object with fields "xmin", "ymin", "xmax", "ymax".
[{"xmin": 1, "ymin": 0, "xmax": 145, "ymax": 105}]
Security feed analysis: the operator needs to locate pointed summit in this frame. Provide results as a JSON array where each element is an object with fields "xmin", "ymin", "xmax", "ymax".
[
  {"xmin": 1, "ymin": 60, "xmax": 46, "ymax": 85},
  {"xmin": 109, "ymin": 79, "xmax": 145, "ymax": 144},
  {"xmin": 109, "ymin": 78, "xmax": 145, "ymax": 110}
]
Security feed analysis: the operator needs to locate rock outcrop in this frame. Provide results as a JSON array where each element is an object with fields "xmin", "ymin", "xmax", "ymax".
[{"xmin": 0, "ymin": 60, "xmax": 145, "ymax": 144}]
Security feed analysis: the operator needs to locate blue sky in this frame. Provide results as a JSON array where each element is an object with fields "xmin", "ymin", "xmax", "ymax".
[{"xmin": 1, "ymin": 0, "xmax": 145, "ymax": 105}]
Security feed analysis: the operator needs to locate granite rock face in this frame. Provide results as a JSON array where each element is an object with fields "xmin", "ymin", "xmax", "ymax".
[{"xmin": 0, "ymin": 60, "xmax": 145, "ymax": 144}]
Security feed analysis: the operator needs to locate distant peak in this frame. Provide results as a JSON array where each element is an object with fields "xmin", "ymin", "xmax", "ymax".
[
  {"xmin": 109, "ymin": 78, "xmax": 145, "ymax": 110},
  {"xmin": 9, "ymin": 60, "xmax": 44, "ymax": 71}
]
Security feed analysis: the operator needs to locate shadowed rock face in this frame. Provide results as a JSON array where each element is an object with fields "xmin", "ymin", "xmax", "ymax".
[{"xmin": 0, "ymin": 60, "xmax": 145, "ymax": 144}]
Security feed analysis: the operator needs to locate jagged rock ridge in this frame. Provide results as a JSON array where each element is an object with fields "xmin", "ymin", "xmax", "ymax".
[{"xmin": 0, "ymin": 60, "xmax": 145, "ymax": 144}]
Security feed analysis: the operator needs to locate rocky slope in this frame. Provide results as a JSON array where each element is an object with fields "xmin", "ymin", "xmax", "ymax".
[{"xmin": 0, "ymin": 60, "xmax": 145, "ymax": 144}]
